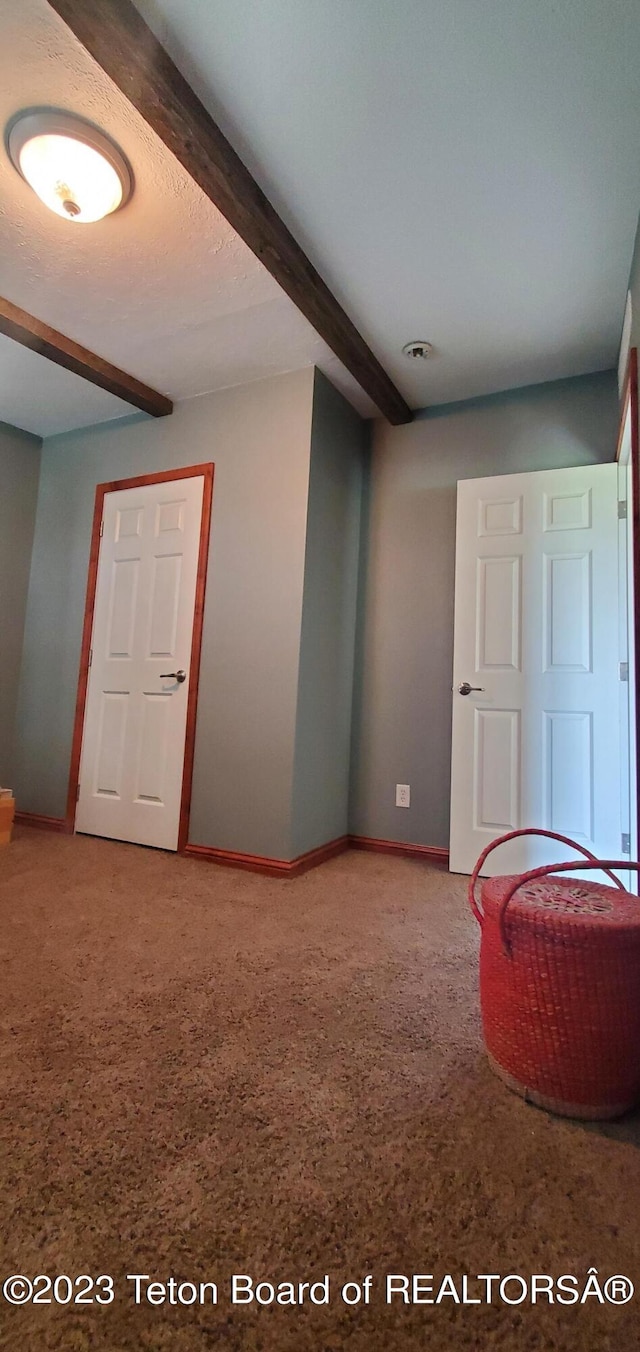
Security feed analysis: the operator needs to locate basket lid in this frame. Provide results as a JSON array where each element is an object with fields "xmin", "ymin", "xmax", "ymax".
[{"xmin": 481, "ymin": 873, "xmax": 640, "ymax": 931}]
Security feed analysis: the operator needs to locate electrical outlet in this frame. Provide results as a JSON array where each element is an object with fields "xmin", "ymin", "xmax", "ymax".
[{"xmin": 396, "ymin": 783, "xmax": 410, "ymax": 808}]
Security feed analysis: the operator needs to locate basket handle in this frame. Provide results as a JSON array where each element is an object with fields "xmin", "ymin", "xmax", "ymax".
[
  {"xmin": 468, "ymin": 828, "xmax": 626, "ymax": 926},
  {"xmin": 497, "ymin": 858, "xmax": 639, "ymax": 957}
]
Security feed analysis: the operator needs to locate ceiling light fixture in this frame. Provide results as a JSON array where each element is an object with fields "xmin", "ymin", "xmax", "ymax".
[{"xmin": 5, "ymin": 109, "xmax": 133, "ymax": 223}]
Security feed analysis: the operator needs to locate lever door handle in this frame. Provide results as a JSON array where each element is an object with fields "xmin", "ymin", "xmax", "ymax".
[
  {"xmin": 160, "ymin": 669, "xmax": 187, "ymax": 683},
  {"xmin": 457, "ymin": 681, "xmax": 484, "ymax": 696}
]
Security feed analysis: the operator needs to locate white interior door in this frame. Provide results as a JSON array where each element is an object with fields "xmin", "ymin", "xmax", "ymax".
[
  {"xmin": 76, "ymin": 474, "xmax": 205, "ymax": 850},
  {"xmin": 450, "ymin": 464, "xmax": 623, "ymax": 877},
  {"xmin": 617, "ymin": 407, "xmax": 638, "ymax": 883}
]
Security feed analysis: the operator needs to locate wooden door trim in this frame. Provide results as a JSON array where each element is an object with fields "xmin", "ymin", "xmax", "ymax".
[
  {"xmin": 66, "ymin": 462, "xmax": 215, "ymax": 844},
  {"xmin": 177, "ymin": 467, "xmax": 214, "ymax": 850},
  {"xmin": 616, "ymin": 347, "xmax": 639, "ymax": 847}
]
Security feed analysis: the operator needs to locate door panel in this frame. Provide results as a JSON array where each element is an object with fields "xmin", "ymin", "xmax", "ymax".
[
  {"xmin": 478, "ymin": 493, "xmax": 523, "ymax": 537},
  {"xmin": 473, "ymin": 708, "xmax": 520, "ymax": 832},
  {"xmin": 543, "ymin": 709, "xmax": 593, "ymax": 841},
  {"xmin": 107, "ymin": 557, "xmax": 139, "ymax": 657},
  {"xmin": 76, "ymin": 474, "xmax": 205, "ymax": 850},
  {"xmin": 450, "ymin": 463, "xmax": 622, "ymax": 877},
  {"xmin": 543, "ymin": 552, "xmax": 591, "ymax": 672},
  {"xmin": 148, "ymin": 553, "xmax": 182, "ymax": 656},
  {"xmin": 95, "ymin": 692, "xmax": 128, "ymax": 798},
  {"xmin": 476, "ymin": 555, "xmax": 521, "ymax": 669},
  {"xmin": 135, "ymin": 693, "xmax": 171, "ymax": 804},
  {"xmin": 542, "ymin": 487, "xmax": 591, "ymax": 532}
]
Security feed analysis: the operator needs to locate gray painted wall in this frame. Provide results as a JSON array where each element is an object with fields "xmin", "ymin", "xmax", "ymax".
[
  {"xmin": 13, "ymin": 369, "xmax": 314, "ymax": 858},
  {"xmin": 0, "ymin": 421, "xmax": 41, "ymax": 788},
  {"xmin": 291, "ymin": 370, "xmax": 368, "ymax": 856},
  {"xmin": 350, "ymin": 370, "xmax": 619, "ymax": 850}
]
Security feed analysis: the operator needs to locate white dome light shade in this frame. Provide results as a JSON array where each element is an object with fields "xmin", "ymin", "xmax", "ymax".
[
  {"xmin": 18, "ymin": 134, "xmax": 123, "ymax": 222},
  {"xmin": 6, "ymin": 110, "xmax": 132, "ymax": 223}
]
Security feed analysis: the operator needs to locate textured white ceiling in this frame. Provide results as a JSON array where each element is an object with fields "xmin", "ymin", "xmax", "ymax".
[
  {"xmin": 3, "ymin": 0, "xmax": 640, "ymax": 438},
  {"xmin": 132, "ymin": 0, "xmax": 640, "ymax": 408},
  {"xmin": 0, "ymin": 0, "xmax": 376, "ymax": 437}
]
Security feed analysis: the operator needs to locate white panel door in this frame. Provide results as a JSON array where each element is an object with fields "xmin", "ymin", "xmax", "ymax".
[
  {"xmin": 450, "ymin": 464, "xmax": 622, "ymax": 876},
  {"xmin": 76, "ymin": 475, "xmax": 205, "ymax": 850}
]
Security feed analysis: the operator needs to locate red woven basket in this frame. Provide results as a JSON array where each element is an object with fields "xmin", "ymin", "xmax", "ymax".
[{"xmin": 469, "ymin": 829, "xmax": 640, "ymax": 1120}]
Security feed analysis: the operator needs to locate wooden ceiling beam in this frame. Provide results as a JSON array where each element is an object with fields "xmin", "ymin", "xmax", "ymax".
[
  {"xmin": 0, "ymin": 296, "xmax": 173, "ymax": 418},
  {"xmin": 45, "ymin": 0, "xmax": 413, "ymax": 427}
]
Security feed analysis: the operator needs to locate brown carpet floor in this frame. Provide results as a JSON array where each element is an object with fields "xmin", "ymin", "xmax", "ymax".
[{"xmin": 0, "ymin": 828, "xmax": 639, "ymax": 1351}]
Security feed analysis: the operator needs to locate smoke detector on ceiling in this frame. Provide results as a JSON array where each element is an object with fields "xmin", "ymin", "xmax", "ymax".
[{"xmin": 402, "ymin": 340, "xmax": 434, "ymax": 360}]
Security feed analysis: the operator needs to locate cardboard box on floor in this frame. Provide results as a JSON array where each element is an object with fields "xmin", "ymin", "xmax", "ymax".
[{"xmin": 0, "ymin": 790, "xmax": 15, "ymax": 846}]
